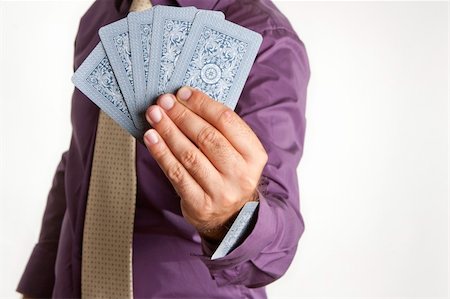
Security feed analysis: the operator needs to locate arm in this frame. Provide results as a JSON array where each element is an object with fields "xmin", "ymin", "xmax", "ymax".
[
  {"xmin": 198, "ymin": 28, "xmax": 311, "ymax": 287},
  {"xmin": 141, "ymin": 25, "xmax": 309, "ymax": 286},
  {"xmin": 16, "ymin": 151, "xmax": 68, "ymax": 298}
]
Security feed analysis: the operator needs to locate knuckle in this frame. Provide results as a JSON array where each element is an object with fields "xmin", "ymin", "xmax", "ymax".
[
  {"xmin": 250, "ymin": 143, "xmax": 268, "ymax": 167},
  {"xmin": 261, "ymin": 150, "xmax": 269, "ymax": 165},
  {"xmin": 196, "ymin": 92, "xmax": 211, "ymax": 112},
  {"xmin": 221, "ymin": 193, "xmax": 235, "ymax": 206},
  {"xmin": 172, "ymin": 107, "xmax": 189, "ymax": 126},
  {"xmin": 217, "ymin": 108, "xmax": 234, "ymax": 125},
  {"xmin": 167, "ymin": 162, "xmax": 185, "ymax": 185},
  {"xmin": 158, "ymin": 123, "xmax": 173, "ymax": 138},
  {"xmin": 180, "ymin": 150, "xmax": 200, "ymax": 173},
  {"xmin": 152, "ymin": 143, "xmax": 167, "ymax": 160},
  {"xmin": 197, "ymin": 126, "xmax": 218, "ymax": 148},
  {"xmin": 240, "ymin": 175, "xmax": 258, "ymax": 195},
  {"xmin": 217, "ymin": 193, "xmax": 241, "ymax": 212}
]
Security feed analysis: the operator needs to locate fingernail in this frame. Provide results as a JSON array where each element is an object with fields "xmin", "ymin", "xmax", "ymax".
[
  {"xmin": 144, "ymin": 129, "xmax": 158, "ymax": 145},
  {"xmin": 177, "ymin": 86, "xmax": 192, "ymax": 101},
  {"xmin": 159, "ymin": 94, "xmax": 175, "ymax": 110},
  {"xmin": 147, "ymin": 106, "xmax": 162, "ymax": 124}
]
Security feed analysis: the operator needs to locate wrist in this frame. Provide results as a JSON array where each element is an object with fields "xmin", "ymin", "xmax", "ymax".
[{"xmin": 198, "ymin": 189, "xmax": 260, "ymax": 243}]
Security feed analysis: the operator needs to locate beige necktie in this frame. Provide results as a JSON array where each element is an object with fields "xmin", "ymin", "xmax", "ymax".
[{"xmin": 81, "ymin": 1, "xmax": 152, "ymax": 298}]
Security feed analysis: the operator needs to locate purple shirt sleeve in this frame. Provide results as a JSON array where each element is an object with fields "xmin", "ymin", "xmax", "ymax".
[
  {"xmin": 199, "ymin": 27, "xmax": 310, "ymax": 288},
  {"xmin": 16, "ymin": 152, "xmax": 68, "ymax": 298}
]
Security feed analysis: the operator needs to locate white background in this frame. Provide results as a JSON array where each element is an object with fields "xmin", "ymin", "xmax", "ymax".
[{"xmin": 0, "ymin": 1, "xmax": 448, "ymax": 298}]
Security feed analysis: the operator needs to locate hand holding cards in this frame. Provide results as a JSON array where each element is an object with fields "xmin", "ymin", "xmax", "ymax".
[
  {"xmin": 72, "ymin": 5, "xmax": 262, "ymax": 141},
  {"xmin": 72, "ymin": 5, "xmax": 266, "ymax": 249}
]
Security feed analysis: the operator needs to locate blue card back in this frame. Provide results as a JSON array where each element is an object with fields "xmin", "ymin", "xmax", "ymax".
[
  {"xmin": 71, "ymin": 42, "xmax": 142, "ymax": 140},
  {"xmin": 146, "ymin": 6, "xmax": 198, "ymax": 103},
  {"xmin": 167, "ymin": 12, "xmax": 263, "ymax": 110},
  {"xmin": 128, "ymin": 7, "xmax": 154, "ymax": 130},
  {"xmin": 99, "ymin": 18, "xmax": 143, "ymax": 129}
]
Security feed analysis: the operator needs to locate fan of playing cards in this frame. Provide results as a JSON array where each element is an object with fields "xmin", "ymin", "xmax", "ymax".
[{"xmin": 72, "ymin": 5, "xmax": 263, "ymax": 141}]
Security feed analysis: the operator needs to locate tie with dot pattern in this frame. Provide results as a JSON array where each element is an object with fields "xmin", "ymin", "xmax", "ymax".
[{"xmin": 81, "ymin": 1, "xmax": 152, "ymax": 298}]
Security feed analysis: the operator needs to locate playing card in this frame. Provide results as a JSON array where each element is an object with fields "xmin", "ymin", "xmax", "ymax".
[
  {"xmin": 166, "ymin": 11, "xmax": 263, "ymax": 110},
  {"xmin": 146, "ymin": 7, "xmax": 224, "ymax": 103},
  {"xmin": 128, "ymin": 7, "xmax": 154, "ymax": 129},
  {"xmin": 99, "ymin": 18, "xmax": 143, "ymax": 128},
  {"xmin": 211, "ymin": 201, "xmax": 259, "ymax": 260},
  {"xmin": 71, "ymin": 42, "xmax": 142, "ymax": 140},
  {"xmin": 146, "ymin": 6, "xmax": 198, "ymax": 104}
]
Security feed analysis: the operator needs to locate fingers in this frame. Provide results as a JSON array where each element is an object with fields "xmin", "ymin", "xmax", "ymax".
[
  {"xmin": 143, "ymin": 128, "xmax": 204, "ymax": 203},
  {"xmin": 145, "ymin": 103, "xmax": 224, "ymax": 195},
  {"xmin": 154, "ymin": 93, "xmax": 245, "ymax": 175},
  {"xmin": 175, "ymin": 86, "xmax": 267, "ymax": 163}
]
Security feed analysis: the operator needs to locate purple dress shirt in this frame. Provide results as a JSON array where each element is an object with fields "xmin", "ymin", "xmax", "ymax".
[{"xmin": 16, "ymin": 0, "xmax": 310, "ymax": 298}]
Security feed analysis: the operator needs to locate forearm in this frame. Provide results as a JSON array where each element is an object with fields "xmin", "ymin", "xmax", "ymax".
[{"xmin": 198, "ymin": 27, "xmax": 310, "ymax": 287}]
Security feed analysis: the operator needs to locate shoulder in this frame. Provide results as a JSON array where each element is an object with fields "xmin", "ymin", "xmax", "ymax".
[
  {"xmin": 74, "ymin": 0, "xmax": 124, "ymax": 69},
  {"xmin": 223, "ymin": 0, "xmax": 309, "ymax": 76},
  {"xmin": 223, "ymin": 0, "xmax": 299, "ymax": 37}
]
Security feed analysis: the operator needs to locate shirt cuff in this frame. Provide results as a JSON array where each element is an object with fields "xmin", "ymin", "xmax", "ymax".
[{"xmin": 16, "ymin": 242, "xmax": 58, "ymax": 298}]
